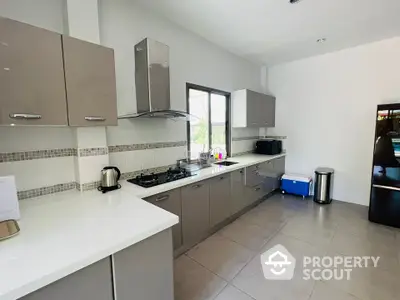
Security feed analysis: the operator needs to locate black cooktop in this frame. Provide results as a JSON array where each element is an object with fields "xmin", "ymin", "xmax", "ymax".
[{"xmin": 127, "ymin": 167, "xmax": 193, "ymax": 188}]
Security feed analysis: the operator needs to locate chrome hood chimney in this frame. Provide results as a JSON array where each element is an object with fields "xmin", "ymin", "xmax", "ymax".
[{"xmin": 118, "ymin": 38, "xmax": 191, "ymax": 120}]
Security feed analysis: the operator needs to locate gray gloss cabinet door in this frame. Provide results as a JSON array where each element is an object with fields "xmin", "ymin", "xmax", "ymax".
[
  {"xmin": 231, "ymin": 169, "xmax": 246, "ymax": 215},
  {"xmin": 114, "ymin": 229, "xmax": 174, "ymax": 300},
  {"xmin": 263, "ymin": 94, "xmax": 276, "ymax": 127},
  {"xmin": 209, "ymin": 175, "xmax": 231, "ymax": 227},
  {"xmin": 181, "ymin": 181, "xmax": 210, "ymax": 245},
  {"xmin": 62, "ymin": 36, "xmax": 118, "ymax": 126},
  {"xmin": 145, "ymin": 189, "xmax": 182, "ymax": 250},
  {"xmin": 21, "ymin": 258, "xmax": 113, "ymax": 300},
  {"xmin": 246, "ymin": 90, "xmax": 260, "ymax": 127},
  {"xmin": 0, "ymin": 17, "xmax": 68, "ymax": 126}
]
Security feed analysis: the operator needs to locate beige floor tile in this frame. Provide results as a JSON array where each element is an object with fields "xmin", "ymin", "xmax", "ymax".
[
  {"xmin": 232, "ymin": 234, "xmax": 321, "ymax": 300},
  {"xmin": 218, "ymin": 219, "xmax": 277, "ymax": 251},
  {"xmin": 214, "ymin": 285, "xmax": 255, "ymax": 300},
  {"xmin": 238, "ymin": 208, "xmax": 288, "ymax": 231},
  {"xmin": 280, "ymin": 215, "xmax": 336, "ymax": 249},
  {"xmin": 174, "ymin": 255, "xmax": 227, "ymax": 300},
  {"xmin": 323, "ymin": 266, "xmax": 400, "ymax": 300},
  {"xmin": 187, "ymin": 234, "xmax": 255, "ymax": 281},
  {"xmin": 310, "ymin": 281, "xmax": 360, "ymax": 300}
]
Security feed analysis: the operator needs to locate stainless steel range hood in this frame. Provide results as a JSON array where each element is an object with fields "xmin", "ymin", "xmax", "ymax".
[{"xmin": 118, "ymin": 38, "xmax": 191, "ymax": 120}]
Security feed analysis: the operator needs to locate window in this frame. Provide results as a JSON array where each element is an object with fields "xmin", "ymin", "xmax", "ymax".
[{"xmin": 186, "ymin": 83, "xmax": 230, "ymax": 160}]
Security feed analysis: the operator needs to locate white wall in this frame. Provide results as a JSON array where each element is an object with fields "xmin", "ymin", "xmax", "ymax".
[
  {"xmin": 99, "ymin": 0, "xmax": 263, "ymax": 170},
  {"xmin": 267, "ymin": 37, "xmax": 400, "ymax": 205}
]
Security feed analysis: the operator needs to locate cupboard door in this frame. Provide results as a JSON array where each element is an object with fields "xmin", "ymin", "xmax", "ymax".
[
  {"xmin": 181, "ymin": 181, "xmax": 210, "ymax": 245},
  {"xmin": 0, "ymin": 17, "xmax": 67, "ymax": 125},
  {"xmin": 231, "ymin": 169, "xmax": 246, "ymax": 214},
  {"xmin": 21, "ymin": 258, "xmax": 113, "ymax": 300},
  {"xmin": 62, "ymin": 36, "xmax": 118, "ymax": 126},
  {"xmin": 209, "ymin": 175, "xmax": 231, "ymax": 227},
  {"xmin": 113, "ymin": 229, "xmax": 174, "ymax": 300},
  {"xmin": 145, "ymin": 189, "xmax": 182, "ymax": 250},
  {"xmin": 264, "ymin": 94, "xmax": 276, "ymax": 127},
  {"xmin": 246, "ymin": 90, "xmax": 261, "ymax": 127}
]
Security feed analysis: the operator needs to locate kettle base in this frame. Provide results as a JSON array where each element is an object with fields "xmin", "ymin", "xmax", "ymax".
[{"xmin": 98, "ymin": 184, "xmax": 121, "ymax": 193}]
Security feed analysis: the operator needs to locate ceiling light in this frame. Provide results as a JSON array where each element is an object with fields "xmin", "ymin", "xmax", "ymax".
[{"xmin": 317, "ymin": 38, "xmax": 327, "ymax": 43}]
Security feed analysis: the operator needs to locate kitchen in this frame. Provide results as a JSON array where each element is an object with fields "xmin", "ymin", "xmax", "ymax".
[{"xmin": 1, "ymin": 1, "xmax": 400, "ymax": 300}]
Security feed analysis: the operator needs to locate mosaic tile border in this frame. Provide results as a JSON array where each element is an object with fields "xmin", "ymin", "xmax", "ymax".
[
  {"xmin": 109, "ymin": 141, "xmax": 187, "ymax": 153},
  {"xmin": 78, "ymin": 147, "xmax": 108, "ymax": 157},
  {"xmin": 76, "ymin": 181, "xmax": 102, "ymax": 192},
  {"xmin": 231, "ymin": 150, "xmax": 255, "ymax": 157},
  {"xmin": 0, "ymin": 148, "xmax": 75, "ymax": 163},
  {"xmin": 18, "ymin": 182, "xmax": 76, "ymax": 200},
  {"xmin": 232, "ymin": 136, "xmax": 260, "ymax": 141}
]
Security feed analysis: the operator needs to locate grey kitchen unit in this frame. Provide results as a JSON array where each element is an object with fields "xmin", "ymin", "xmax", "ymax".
[
  {"xmin": 0, "ymin": 17, "xmax": 68, "ymax": 126},
  {"xmin": 62, "ymin": 36, "xmax": 118, "ymax": 126},
  {"xmin": 209, "ymin": 174, "xmax": 232, "ymax": 227},
  {"xmin": 20, "ymin": 258, "xmax": 113, "ymax": 300},
  {"xmin": 113, "ymin": 229, "xmax": 174, "ymax": 300},
  {"xmin": 181, "ymin": 181, "xmax": 210, "ymax": 246},
  {"xmin": 232, "ymin": 89, "xmax": 276, "ymax": 128},
  {"xmin": 144, "ymin": 189, "xmax": 182, "ymax": 249}
]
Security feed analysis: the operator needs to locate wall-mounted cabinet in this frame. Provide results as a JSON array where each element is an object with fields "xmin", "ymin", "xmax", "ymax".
[
  {"xmin": 0, "ymin": 17, "xmax": 68, "ymax": 126},
  {"xmin": 0, "ymin": 17, "xmax": 118, "ymax": 127},
  {"xmin": 232, "ymin": 89, "xmax": 275, "ymax": 128},
  {"xmin": 63, "ymin": 36, "xmax": 118, "ymax": 126}
]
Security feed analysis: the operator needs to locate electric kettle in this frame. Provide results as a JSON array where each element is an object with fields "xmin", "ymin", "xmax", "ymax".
[{"xmin": 98, "ymin": 166, "xmax": 121, "ymax": 193}]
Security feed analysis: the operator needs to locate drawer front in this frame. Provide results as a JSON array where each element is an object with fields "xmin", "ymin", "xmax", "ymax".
[
  {"xmin": 246, "ymin": 184, "xmax": 264, "ymax": 205},
  {"xmin": 145, "ymin": 189, "xmax": 182, "ymax": 249},
  {"xmin": 245, "ymin": 165, "xmax": 262, "ymax": 187}
]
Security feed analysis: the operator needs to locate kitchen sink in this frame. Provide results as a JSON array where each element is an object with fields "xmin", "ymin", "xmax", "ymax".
[{"xmin": 214, "ymin": 161, "xmax": 238, "ymax": 166}]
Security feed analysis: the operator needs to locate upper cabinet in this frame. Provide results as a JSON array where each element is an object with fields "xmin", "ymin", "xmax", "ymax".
[
  {"xmin": 62, "ymin": 36, "xmax": 118, "ymax": 126},
  {"xmin": 0, "ymin": 17, "xmax": 68, "ymax": 126},
  {"xmin": 232, "ymin": 89, "xmax": 276, "ymax": 128},
  {"xmin": 0, "ymin": 17, "xmax": 118, "ymax": 127}
]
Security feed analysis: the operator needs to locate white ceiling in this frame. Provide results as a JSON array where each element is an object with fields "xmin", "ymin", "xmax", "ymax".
[{"xmin": 134, "ymin": 0, "xmax": 400, "ymax": 66}]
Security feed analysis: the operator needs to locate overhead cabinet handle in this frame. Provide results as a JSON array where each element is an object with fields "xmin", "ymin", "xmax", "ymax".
[
  {"xmin": 85, "ymin": 116, "xmax": 106, "ymax": 121},
  {"xmin": 192, "ymin": 184, "xmax": 202, "ymax": 189},
  {"xmin": 9, "ymin": 113, "xmax": 42, "ymax": 120}
]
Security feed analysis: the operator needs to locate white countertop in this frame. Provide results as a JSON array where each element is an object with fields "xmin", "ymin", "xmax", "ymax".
[{"xmin": 0, "ymin": 153, "xmax": 285, "ymax": 300}]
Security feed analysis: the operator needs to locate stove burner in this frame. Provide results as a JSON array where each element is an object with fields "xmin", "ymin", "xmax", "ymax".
[{"xmin": 127, "ymin": 168, "xmax": 192, "ymax": 188}]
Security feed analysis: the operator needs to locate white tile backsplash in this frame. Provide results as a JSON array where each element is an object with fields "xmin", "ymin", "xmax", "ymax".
[
  {"xmin": 231, "ymin": 140, "xmax": 256, "ymax": 155},
  {"xmin": 74, "ymin": 127, "xmax": 108, "ymax": 148},
  {"xmin": 77, "ymin": 155, "xmax": 109, "ymax": 184},
  {"xmin": 0, "ymin": 127, "xmax": 74, "ymax": 152},
  {"xmin": 106, "ymin": 119, "xmax": 186, "ymax": 145},
  {"xmin": 0, "ymin": 157, "xmax": 75, "ymax": 191}
]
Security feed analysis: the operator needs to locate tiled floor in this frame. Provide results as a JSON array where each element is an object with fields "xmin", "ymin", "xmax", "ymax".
[{"xmin": 174, "ymin": 194, "xmax": 400, "ymax": 300}]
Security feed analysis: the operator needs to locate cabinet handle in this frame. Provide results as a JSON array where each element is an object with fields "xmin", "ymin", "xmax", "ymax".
[
  {"xmin": 192, "ymin": 184, "xmax": 202, "ymax": 189},
  {"xmin": 219, "ymin": 176, "xmax": 225, "ymax": 180},
  {"xmin": 239, "ymin": 170, "xmax": 244, "ymax": 174},
  {"xmin": 156, "ymin": 195, "xmax": 170, "ymax": 202},
  {"xmin": 85, "ymin": 116, "xmax": 106, "ymax": 121},
  {"xmin": 255, "ymin": 187, "xmax": 261, "ymax": 191},
  {"xmin": 9, "ymin": 113, "xmax": 42, "ymax": 120}
]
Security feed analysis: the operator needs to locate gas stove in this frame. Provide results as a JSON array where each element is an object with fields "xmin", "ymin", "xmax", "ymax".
[{"xmin": 127, "ymin": 167, "xmax": 193, "ymax": 188}]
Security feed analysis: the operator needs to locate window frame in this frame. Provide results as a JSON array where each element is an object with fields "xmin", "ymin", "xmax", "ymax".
[{"xmin": 186, "ymin": 83, "xmax": 231, "ymax": 158}]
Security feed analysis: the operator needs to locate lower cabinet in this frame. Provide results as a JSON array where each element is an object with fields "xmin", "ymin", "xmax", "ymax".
[
  {"xmin": 144, "ymin": 189, "xmax": 182, "ymax": 250},
  {"xmin": 21, "ymin": 258, "xmax": 113, "ymax": 300},
  {"xmin": 231, "ymin": 169, "xmax": 246, "ymax": 215},
  {"xmin": 113, "ymin": 229, "xmax": 174, "ymax": 300},
  {"xmin": 209, "ymin": 174, "xmax": 231, "ymax": 227},
  {"xmin": 181, "ymin": 180, "xmax": 210, "ymax": 246}
]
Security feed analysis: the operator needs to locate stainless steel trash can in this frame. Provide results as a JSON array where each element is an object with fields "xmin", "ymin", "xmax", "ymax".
[{"xmin": 314, "ymin": 167, "xmax": 334, "ymax": 204}]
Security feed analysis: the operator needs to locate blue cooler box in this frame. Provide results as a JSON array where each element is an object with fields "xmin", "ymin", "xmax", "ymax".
[{"xmin": 281, "ymin": 174, "xmax": 312, "ymax": 197}]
